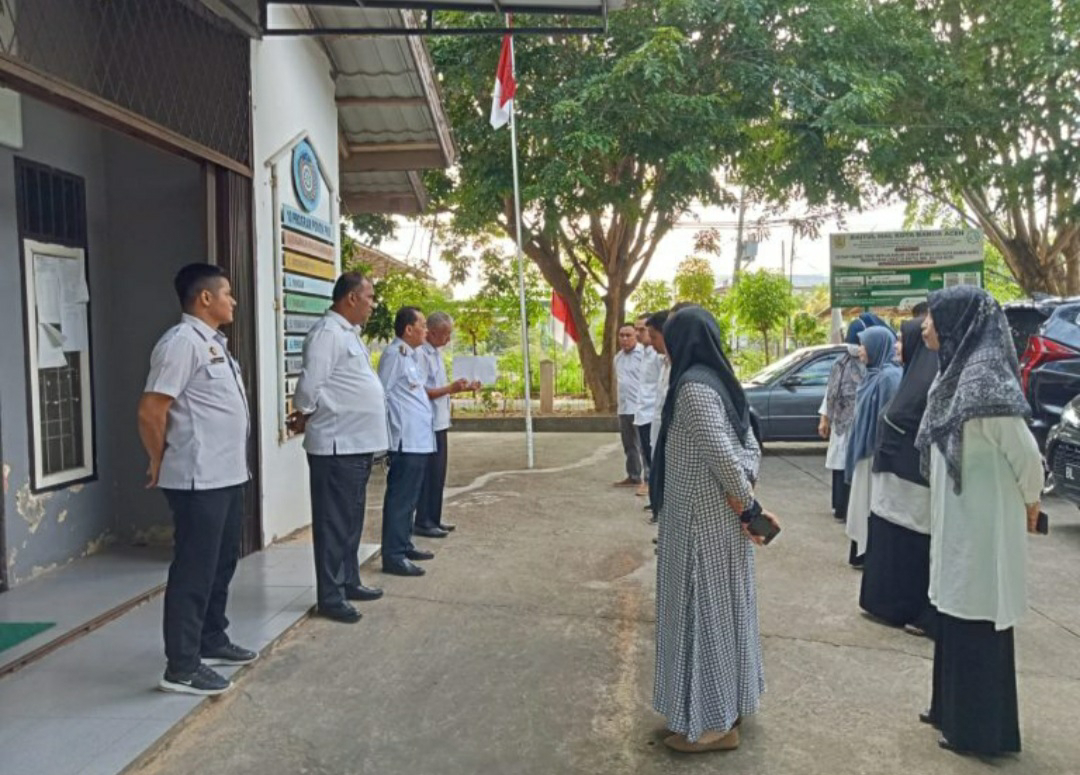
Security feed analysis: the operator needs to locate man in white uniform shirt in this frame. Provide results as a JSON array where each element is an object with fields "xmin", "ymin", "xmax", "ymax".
[
  {"xmin": 613, "ymin": 323, "xmax": 644, "ymax": 487},
  {"xmin": 291, "ymin": 272, "xmax": 388, "ymax": 624},
  {"xmin": 633, "ymin": 313, "xmax": 662, "ymax": 496},
  {"xmin": 378, "ymin": 307, "xmax": 436, "ymax": 577},
  {"xmin": 139, "ymin": 263, "xmax": 256, "ymax": 696},
  {"xmin": 415, "ymin": 311, "xmax": 475, "ymax": 538},
  {"xmin": 644, "ymin": 309, "xmax": 671, "ymax": 521}
]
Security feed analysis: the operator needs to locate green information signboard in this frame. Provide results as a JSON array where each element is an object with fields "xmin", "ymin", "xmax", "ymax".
[{"xmin": 829, "ymin": 229, "xmax": 985, "ymax": 308}]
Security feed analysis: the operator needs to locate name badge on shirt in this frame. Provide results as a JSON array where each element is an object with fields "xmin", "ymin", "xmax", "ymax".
[{"xmin": 208, "ymin": 344, "xmax": 226, "ymax": 365}]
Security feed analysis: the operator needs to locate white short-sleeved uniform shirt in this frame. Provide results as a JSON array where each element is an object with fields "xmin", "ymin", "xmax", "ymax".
[{"xmin": 144, "ymin": 314, "xmax": 250, "ymax": 490}]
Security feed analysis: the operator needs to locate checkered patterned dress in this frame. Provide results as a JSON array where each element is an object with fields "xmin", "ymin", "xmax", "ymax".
[{"xmin": 653, "ymin": 382, "xmax": 765, "ymax": 742}]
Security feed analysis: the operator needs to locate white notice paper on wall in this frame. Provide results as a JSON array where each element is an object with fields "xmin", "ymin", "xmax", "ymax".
[
  {"xmin": 37, "ymin": 322, "xmax": 68, "ymax": 369},
  {"xmin": 452, "ymin": 355, "xmax": 497, "ymax": 386},
  {"xmin": 61, "ymin": 303, "xmax": 89, "ymax": 352},
  {"xmin": 60, "ymin": 259, "xmax": 90, "ymax": 303},
  {"xmin": 34, "ymin": 256, "xmax": 64, "ymax": 324}
]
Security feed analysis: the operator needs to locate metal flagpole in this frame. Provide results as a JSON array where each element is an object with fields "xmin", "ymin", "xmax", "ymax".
[{"xmin": 507, "ymin": 24, "xmax": 535, "ymax": 468}]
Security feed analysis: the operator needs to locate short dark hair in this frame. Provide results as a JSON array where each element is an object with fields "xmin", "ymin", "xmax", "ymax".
[
  {"xmin": 646, "ymin": 310, "xmax": 669, "ymax": 331},
  {"xmin": 635, "ymin": 312, "xmax": 650, "ymax": 322},
  {"xmin": 333, "ymin": 271, "xmax": 369, "ymax": 303},
  {"xmin": 912, "ymin": 301, "xmax": 929, "ymax": 317},
  {"xmin": 394, "ymin": 306, "xmax": 423, "ymax": 338},
  {"xmin": 174, "ymin": 263, "xmax": 227, "ymax": 311},
  {"xmin": 670, "ymin": 301, "xmax": 699, "ymax": 314},
  {"xmin": 620, "ymin": 322, "xmax": 636, "ymax": 330}
]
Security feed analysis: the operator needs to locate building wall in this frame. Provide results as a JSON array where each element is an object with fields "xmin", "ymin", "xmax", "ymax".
[
  {"xmin": 0, "ymin": 97, "xmax": 111, "ymax": 584},
  {"xmin": 100, "ymin": 130, "xmax": 205, "ymax": 545},
  {"xmin": 251, "ymin": 9, "xmax": 340, "ymax": 544},
  {"xmin": 0, "ymin": 95, "xmax": 203, "ymax": 585}
]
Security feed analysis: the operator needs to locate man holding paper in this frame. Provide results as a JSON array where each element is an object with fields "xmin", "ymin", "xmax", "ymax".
[{"xmin": 415, "ymin": 311, "xmax": 479, "ymax": 538}]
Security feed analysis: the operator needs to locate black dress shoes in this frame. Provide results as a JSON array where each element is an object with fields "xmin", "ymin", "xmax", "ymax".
[
  {"xmin": 317, "ymin": 604, "xmax": 362, "ymax": 623},
  {"xmin": 383, "ymin": 559, "xmax": 426, "ymax": 577},
  {"xmin": 438, "ymin": 522, "xmax": 456, "ymax": 532},
  {"xmin": 406, "ymin": 548, "xmax": 434, "ymax": 562},
  {"xmin": 414, "ymin": 526, "xmax": 449, "ymax": 539},
  {"xmin": 346, "ymin": 584, "xmax": 384, "ymax": 602}
]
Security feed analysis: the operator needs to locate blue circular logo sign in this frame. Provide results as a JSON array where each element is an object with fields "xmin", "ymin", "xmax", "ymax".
[{"xmin": 292, "ymin": 140, "xmax": 321, "ymax": 213}]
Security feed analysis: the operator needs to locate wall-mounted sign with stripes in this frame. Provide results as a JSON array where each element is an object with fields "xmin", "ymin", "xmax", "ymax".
[
  {"xmin": 285, "ymin": 313, "xmax": 321, "ymax": 334},
  {"xmin": 279, "ymin": 190, "xmax": 336, "ymax": 434},
  {"xmin": 284, "ymin": 272, "xmax": 334, "ymax": 297}
]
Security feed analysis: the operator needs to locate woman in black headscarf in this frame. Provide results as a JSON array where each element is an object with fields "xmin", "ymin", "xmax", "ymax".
[
  {"xmin": 915, "ymin": 286, "xmax": 1043, "ymax": 756},
  {"xmin": 651, "ymin": 306, "xmax": 779, "ymax": 754},
  {"xmin": 859, "ymin": 316, "xmax": 938, "ymax": 633}
]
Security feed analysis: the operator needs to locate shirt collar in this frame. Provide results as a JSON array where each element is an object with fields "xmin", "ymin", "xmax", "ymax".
[
  {"xmin": 326, "ymin": 310, "xmax": 357, "ymax": 333},
  {"xmin": 392, "ymin": 337, "xmax": 416, "ymax": 357},
  {"xmin": 182, "ymin": 313, "xmax": 226, "ymax": 345}
]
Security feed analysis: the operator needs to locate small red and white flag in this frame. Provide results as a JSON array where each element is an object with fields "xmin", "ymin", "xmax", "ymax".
[
  {"xmin": 490, "ymin": 34, "xmax": 517, "ymax": 130},
  {"xmin": 551, "ymin": 290, "xmax": 580, "ymax": 350}
]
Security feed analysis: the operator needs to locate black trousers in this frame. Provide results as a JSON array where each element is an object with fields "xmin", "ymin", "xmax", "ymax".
[
  {"xmin": 636, "ymin": 423, "xmax": 653, "ymax": 481},
  {"xmin": 831, "ymin": 469, "xmax": 850, "ymax": 519},
  {"xmin": 162, "ymin": 484, "xmax": 245, "ymax": 675},
  {"xmin": 618, "ymin": 414, "xmax": 643, "ymax": 481},
  {"xmin": 929, "ymin": 612, "xmax": 1021, "ymax": 754},
  {"xmin": 416, "ymin": 430, "xmax": 449, "ymax": 530},
  {"xmin": 382, "ymin": 450, "xmax": 429, "ymax": 565},
  {"xmin": 308, "ymin": 453, "xmax": 374, "ymax": 609}
]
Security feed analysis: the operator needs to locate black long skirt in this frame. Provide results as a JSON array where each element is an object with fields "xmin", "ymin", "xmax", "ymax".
[
  {"xmin": 831, "ymin": 469, "xmax": 850, "ymax": 520},
  {"xmin": 927, "ymin": 612, "xmax": 1021, "ymax": 755},
  {"xmin": 860, "ymin": 513, "xmax": 931, "ymax": 628}
]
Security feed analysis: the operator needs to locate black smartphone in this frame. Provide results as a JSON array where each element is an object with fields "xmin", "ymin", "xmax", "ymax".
[
  {"xmin": 747, "ymin": 512, "xmax": 781, "ymax": 545},
  {"xmin": 1036, "ymin": 511, "xmax": 1049, "ymax": 535}
]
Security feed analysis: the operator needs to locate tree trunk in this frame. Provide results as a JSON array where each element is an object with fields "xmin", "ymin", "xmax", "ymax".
[{"xmin": 762, "ymin": 329, "xmax": 771, "ymax": 364}]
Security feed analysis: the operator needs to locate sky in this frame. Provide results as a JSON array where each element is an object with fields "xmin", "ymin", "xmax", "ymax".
[{"xmin": 376, "ymin": 199, "xmax": 910, "ymax": 299}]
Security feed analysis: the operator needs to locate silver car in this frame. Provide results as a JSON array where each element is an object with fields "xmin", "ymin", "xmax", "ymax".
[{"xmin": 743, "ymin": 345, "xmax": 848, "ymax": 443}]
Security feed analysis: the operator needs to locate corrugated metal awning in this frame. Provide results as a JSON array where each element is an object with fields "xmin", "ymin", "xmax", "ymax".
[
  {"xmin": 202, "ymin": 0, "xmax": 622, "ymax": 37},
  {"xmin": 324, "ymin": 8, "xmax": 455, "ymax": 216}
]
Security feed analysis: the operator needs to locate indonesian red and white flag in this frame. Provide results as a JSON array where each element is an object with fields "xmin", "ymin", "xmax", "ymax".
[
  {"xmin": 490, "ymin": 34, "xmax": 517, "ymax": 130},
  {"xmin": 551, "ymin": 290, "xmax": 580, "ymax": 350}
]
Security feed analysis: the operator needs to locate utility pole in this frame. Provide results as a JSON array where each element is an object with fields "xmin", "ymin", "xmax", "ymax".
[{"xmin": 733, "ymin": 191, "xmax": 748, "ymax": 285}]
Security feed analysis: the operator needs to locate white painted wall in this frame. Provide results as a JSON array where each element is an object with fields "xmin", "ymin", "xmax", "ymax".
[{"xmin": 251, "ymin": 8, "xmax": 340, "ymax": 544}]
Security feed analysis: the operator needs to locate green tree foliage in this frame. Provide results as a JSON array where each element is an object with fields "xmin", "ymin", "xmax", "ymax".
[
  {"xmin": 674, "ymin": 257, "xmax": 719, "ymax": 309},
  {"xmin": 364, "ymin": 272, "xmax": 452, "ymax": 343},
  {"xmin": 343, "ymin": 214, "xmax": 397, "ymax": 248},
  {"xmin": 748, "ymin": 0, "xmax": 1080, "ymax": 295},
  {"xmin": 427, "ymin": 3, "xmax": 796, "ymax": 410},
  {"xmin": 729, "ymin": 270, "xmax": 797, "ymax": 362},
  {"xmin": 792, "ymin": 312, "xmax": 828, "ymax": 349},
  {"xmin": 630, "ymin": 279, "xmax": 673, "ymax": 319}
]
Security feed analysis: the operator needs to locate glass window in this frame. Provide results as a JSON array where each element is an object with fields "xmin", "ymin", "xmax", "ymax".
[{"xmin": 796, "ymin": 355, "xmax": 841, "ymax": 386}]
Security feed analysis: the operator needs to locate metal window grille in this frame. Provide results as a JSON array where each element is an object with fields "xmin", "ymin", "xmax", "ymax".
[
  {"xmin": 0, "ymin": 0, "xmax": 250, "ymax": 166},
  {"xmin": 17, "ymin": 160, "xmax": 89, "ymax": 478}
]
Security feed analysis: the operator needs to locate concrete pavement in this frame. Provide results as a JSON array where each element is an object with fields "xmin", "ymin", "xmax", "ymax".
[{"xmin": 131, "ymin": 434, "xmax": 1080, "ymax": 775}]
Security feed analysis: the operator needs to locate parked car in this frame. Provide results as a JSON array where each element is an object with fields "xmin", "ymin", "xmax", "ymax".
[
  {"xmin": 1003, "ymin": 297, "xmax": 1065, "ymax": 359},
  {"xmin": 1018, "ymin": 301, "xmax": 1080, "ymax": 450},
  {"xmin": 1045, "ymin": 395, "xmax": 1080, "ymax": 507},
  {"xmin": 743, "ymin": 345, "xmax": 847, "ymax": 443}
]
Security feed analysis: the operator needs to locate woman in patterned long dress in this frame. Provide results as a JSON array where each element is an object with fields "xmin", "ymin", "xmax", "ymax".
[{"xmin": 651, "ymin": 306, "xmax": 780, "ymax": 753}]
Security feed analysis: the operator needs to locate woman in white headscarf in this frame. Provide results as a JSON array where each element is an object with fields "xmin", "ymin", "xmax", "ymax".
[{"xmin": 915, "ymin": 286, "xmax": 1043, "ymax": 756}]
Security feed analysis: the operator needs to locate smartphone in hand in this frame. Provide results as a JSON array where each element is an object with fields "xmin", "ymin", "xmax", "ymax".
[
  {"xmin": 747, "ymin": 512, "xmax": 781, "ymax": 545},
  {"xmin": 1036, "ymin": 511, "xmax": 1049, "ymax": 535}
]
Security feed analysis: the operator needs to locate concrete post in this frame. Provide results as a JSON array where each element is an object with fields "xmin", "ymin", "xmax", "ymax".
[{"xmin": 540, "ymin": 359, "xmax": 554, "ymax": 414}]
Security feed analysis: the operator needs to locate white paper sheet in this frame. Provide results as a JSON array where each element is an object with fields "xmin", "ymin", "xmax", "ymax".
[
  {"xmin": 452, "ymin": 355, "xmax": 498, "ymax": 386},
  {"xmin": 37, "ymin": 322, "xmax": 68, "ymax": 369},
  {"xmin": 33, "ymin": 256, "xmax": 63, "ymax": 324},
  {"xmin": 60, "ymin": 259, "xmax": 90, "ymax": 303},
  {"xmin": 61, "ymin": 302, "xmax": 89, "ymax": 352}
]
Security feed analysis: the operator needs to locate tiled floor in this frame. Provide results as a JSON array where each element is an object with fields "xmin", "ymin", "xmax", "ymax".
[
  {"xmin": 0, "ymin": 542, "xmax": 379, "ymax": 775},
  {"xmin": 0, "ymin": 546, "xmax": 172, "ymax": 673}
]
